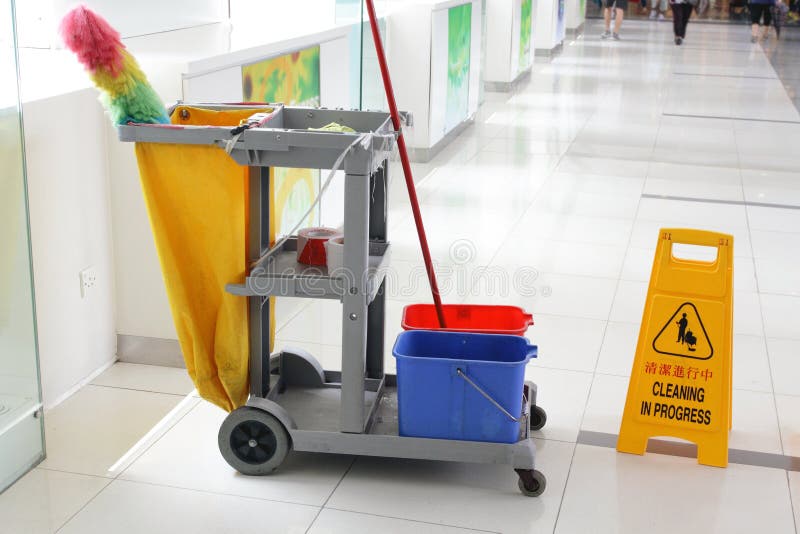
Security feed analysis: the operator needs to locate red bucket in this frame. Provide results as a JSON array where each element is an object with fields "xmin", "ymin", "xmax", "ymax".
[{"xmin": 401, "ymin": 304, "xmax": 534, "ymax": 336}]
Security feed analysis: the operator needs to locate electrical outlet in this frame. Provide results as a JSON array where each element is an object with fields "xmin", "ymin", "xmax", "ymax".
[{"xmin": 80, "ymin": 267, "xmax": 97, "ymax": 298}]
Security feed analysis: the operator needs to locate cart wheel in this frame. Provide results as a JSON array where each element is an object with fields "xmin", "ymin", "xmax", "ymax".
[
  {"xmin": 218, "ymin": 407, "xmax": 290, "ymax": 475},
  {"xmin": 517, "ymin": 469, "xmax": 546, "ymax": 497},
  {"xmin": 529, "ymin": 405, "xmax": 547, "ymax": 431}
]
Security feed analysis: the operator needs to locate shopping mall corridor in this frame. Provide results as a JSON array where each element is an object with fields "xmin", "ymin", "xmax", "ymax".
[{"xmin": 3, "ymin": 18, "xmax": 800, "ymax": 534}]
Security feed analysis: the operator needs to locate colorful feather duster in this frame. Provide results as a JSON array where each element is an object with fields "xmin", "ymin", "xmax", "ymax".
[{"xmin": 59, "ymin": 6, "xmax": 169, "ymax": 124}]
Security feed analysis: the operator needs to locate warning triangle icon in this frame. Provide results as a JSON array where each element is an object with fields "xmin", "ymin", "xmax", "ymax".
[{"xmin": 652, "ymin": 302, "xmax": 714, "ymax": 360}]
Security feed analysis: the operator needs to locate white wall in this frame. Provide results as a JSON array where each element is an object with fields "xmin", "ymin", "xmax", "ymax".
[
  {"xmin": 468, "ymin": 0, "xmax": 482, "ymax": 116},
  {"xmin": 534, "ymin": 0, "xmax": 563, "ymax": 51},
  {"xmin": 565, "ymin": 0, "xmax": 586, "ymax": 30},
  {"xmin": 485, "ymin": 0, "xmax": 514, "ymax": 83},
  {"xmin": 388, "ymin": 0, "xmax": 481, "ymax": 150},
  {"xmin": 387, "ymin": 5, "xmax": 432, "ymax": 149},
  {"xmin": 17, "ymin": 0, "xmax": 227, "ymax": 49},
  {"xmin": 23, "ymin": 89, "xmax": 116, "ymax": 409}
]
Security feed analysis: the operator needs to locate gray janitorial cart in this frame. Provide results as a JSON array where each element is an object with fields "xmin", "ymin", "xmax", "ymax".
[{"xmin": 119, "ymin": 103, "xmax": 547, "ymax": 497}]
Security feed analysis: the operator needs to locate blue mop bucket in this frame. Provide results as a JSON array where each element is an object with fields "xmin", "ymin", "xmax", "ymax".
[{"xmin": 392, "ymin": 330, "xmax": 537, "ymax": 443}]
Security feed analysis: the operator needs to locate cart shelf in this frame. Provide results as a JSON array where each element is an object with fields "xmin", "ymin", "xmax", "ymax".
[
  {"xmin": 118, "ymin": 104, "xmax": 401, "ymax": 172},
  {"xmin": 226, "ymin": 238, "xmax": 390, "ymax": 302},
  {"xmin": 246, "ymin": 372, "xmax": 537, "ymax": 467}
]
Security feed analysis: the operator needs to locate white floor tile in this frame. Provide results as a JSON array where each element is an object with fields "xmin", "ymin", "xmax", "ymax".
[
  {"xmin": 755, "ymin": 256, "xmax": 800, "ymax": 296},
  {"xmin": 733, "ymin": 257, "xmax": 758, "ymax": 293},
  {"xmin": 120, "ymin": 401, "xmax": 354, "ymax": 506},
  {"xmin": 644, "ymin": 177, "xmax": 744, "ymax": 202},
  {"xmin": 739, "ymin": 153, "xmax": 800, "ymax": 173},
  {"xmin": 418, "ymin": 163, "xmax": 544, "ymax": 217},
  {"xmin": 567, "ymin": 143, "xmax": 654, "ymax": 162},
  {"xmin": 0, "ymin": 469, "xmax": 109, "ymax": 534},
  {"xmin": 532, "ymin": 186, "xmax": 641, "ymax": 219},
  {"xmin": 747, "ymin": 205, "xmax": 800, "ymax": 232},
  {"xmin": 608, "ymin": 280, "xmax": 647, "ymax": 324},
  {"xmin": 734, "ymin": 292, "xmax": 764, "ymax": 337},
  {"xmin": 526, "ymin": 314, "xmax": 607, "ymax": 372},
  {"xmin": 40, "ymin": 385, "xmax": 185, "ymax": 477},
  {"xmin": 492, "ymin": 238, "xmax": 627, "ymax": 279},
  {"xmin": 750, "ymin": 230, "xmax": 800, "ymax": 261},
  {"xmin": 484, "ymin": 136, "xmax": 570, "ymax": 156},
  {"xmin": 647, "ymin": 161, "xmax": 742, "ymax": 186},
  {"xmin": 526, "ymin": 367, "xmax": 593, "ymax": 442},
  {"xmin": 744, "ymin": 184, "xmax": 800, "ymax": 207},
  {"xmin": 509, "ymin": 210, "xmax": 635, "ymax": 247},
  {"xmin": 768, "ymin": 338, "xmax": 800, "ymax": 396},
  {"xmin": 775, "ymin": 394, "xmax": 800, "ymax": 457},
  {"xmin": 555, "ymin": 445, "xmax": 795, "ymax": 534},
  {"xmin": 760, "ymin": 294, "xmax": 800, "ymax": 339},
  {"xmin": 620, "ymin": 247, "xmax": 655, "ymax": 282},
  {"xmin": 545, "ymin": 171, "xmax": 645, "ymax": 197},
  {"xmin": 637, "ymin": 198, "xmax": 748, "ymax": 228},
  {"xmin": 732, "ymin": 334, "xmax": 772, "ymax": 393},
  {"xmin": 728, "ymin": 389, "xmax": 782, "ymax": 455},
  {"xmin": 275, "ymin": 297, "xmax": 312, "ymax": 331},
  {"xmin": 596, "ymin": 322, "xmax": 641, "ymax": 377},
  {"xmin": 651, "ymin": 147, "xmax": 741, "ymax": 168},
  {"xmin": 91, "ymin": 362, "xmax": 195, "ymax": 396},
  {"xmin": 788, "ymin": 472, "xmax": 800, "ymax": 531},
  {"xmin": 278, "ymin": 299, "xmax": 343, "ymax": 346},
  {"xmin": 327, "ymin": 439, "xmax": 575, "ymax": 534},
  {"xmin": 469, "ymin": 151, "xmax": 562, "ymax": 176},
  {"xmin": 581, "ymin": 373, "xmax": 629, "ymax": 435},
  {"xmin": 59, "ymin": 480, "xmax": 318, "ymax": 534},
  {"xmin": 557, "ymin": 155, "xmax": 649, "ymax": 178},
  {"xmin": 742, "ymin": 168, "xmax": 800, "ymax": 207},
  {"xmin": 389, "ymin": 206, "xmax": 518, "ymax": 266},
  {"xmin": 308, "ymin": 509, "xmax": 482, "ymax": 534},
  {"xmin": 470, "ymin": 272, "xmax": 619, "ymax": 321}
]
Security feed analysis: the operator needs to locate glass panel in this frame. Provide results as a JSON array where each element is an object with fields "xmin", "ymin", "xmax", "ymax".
[{"xmin": 0, "ymin": 0, "xmax": 45, "ymax": 492}]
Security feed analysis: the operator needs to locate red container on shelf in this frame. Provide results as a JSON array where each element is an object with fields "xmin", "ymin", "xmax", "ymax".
[{"xmin": 401, "ymin": 304, "xmax": 534, "ymax": 336}]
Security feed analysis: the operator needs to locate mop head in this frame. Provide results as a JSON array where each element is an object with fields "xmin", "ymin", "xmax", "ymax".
[{"xmin": 59, "ymin": 6, "xmax": 169, "ymax": 125}]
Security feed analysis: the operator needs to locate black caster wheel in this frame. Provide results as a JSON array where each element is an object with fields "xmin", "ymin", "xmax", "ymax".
[
  {"xmin": 218, "ymin": 407, "xmax": 290, "ymax": 475},
  {"xmin": 516, "ymin": 469, "xmax": 546, "ymax": 497},
  {"xmin": 530, "ymin": 405, "xmax": 547, "ymax": 431}
]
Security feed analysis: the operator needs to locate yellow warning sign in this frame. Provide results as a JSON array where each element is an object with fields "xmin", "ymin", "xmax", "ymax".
[{"xmin": 617, "ymin": 229, "xmax": 733, "ymax": 467}]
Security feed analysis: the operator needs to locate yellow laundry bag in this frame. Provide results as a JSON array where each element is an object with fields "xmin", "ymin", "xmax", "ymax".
[{"xmin": 134, "ymin": 106, "xmax": 274, "ymax": 412}]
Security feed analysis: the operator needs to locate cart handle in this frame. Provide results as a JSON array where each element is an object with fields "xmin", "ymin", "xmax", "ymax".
[{"xmin": 456, "ymin": 368, "xmax": 524, "ymax": 423}]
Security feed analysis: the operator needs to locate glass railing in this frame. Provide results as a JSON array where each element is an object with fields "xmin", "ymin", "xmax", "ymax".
[{"xmin": 0, "ymin": 0, "xmax": 45, "ymax": 493}]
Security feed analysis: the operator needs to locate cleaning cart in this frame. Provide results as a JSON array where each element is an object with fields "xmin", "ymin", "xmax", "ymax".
[{"xmin": 119, "ymin": 103, "xmax": 547, "ymax": 497}]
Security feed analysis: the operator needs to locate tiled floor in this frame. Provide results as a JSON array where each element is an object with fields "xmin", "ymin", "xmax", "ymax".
[{"xmin": 4, "ymin": 19, "xmax": 800, "ymax": 534}]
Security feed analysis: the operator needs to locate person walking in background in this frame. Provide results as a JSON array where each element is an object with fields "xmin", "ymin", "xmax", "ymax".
[
  {"xmin": 670, "ymin": 0, "xmax": 695, "ymax": 45},
  {"xmin": 601, "ymin": 0, "xmax": 626, "ymax": 40},
  {"xmin": 749, "ymin": 0, "xmax": 775, "ymax": 42},
  {"xmin": 772, "ymin": 0, "xmax": 789, "ymax": 37},
  {"xmin": 650, "ymin": 0, "xmax": 668, "ymax": 20}
]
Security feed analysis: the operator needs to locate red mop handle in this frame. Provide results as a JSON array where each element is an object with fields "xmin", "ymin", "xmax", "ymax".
[{"xmin": 364, "ymin": 0, "xmax": 447, "ymax": 328}]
